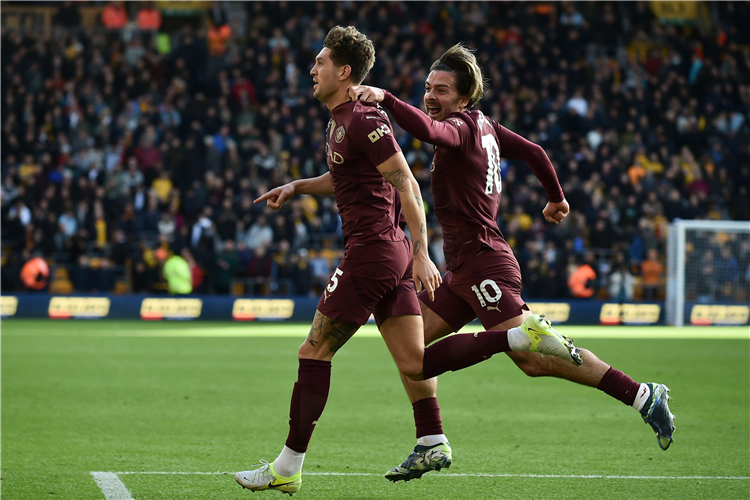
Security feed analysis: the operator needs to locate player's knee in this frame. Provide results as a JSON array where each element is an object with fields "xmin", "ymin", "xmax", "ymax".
[
  {"xmin": 397, "ymin": 360, "xmax": 424, "ymax": 381},
  {"xmin": 297, "ymin": 341, "xmax": 332, "ymax": 361}
]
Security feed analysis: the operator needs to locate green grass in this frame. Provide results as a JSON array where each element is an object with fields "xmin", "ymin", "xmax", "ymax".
[{"xmin": 2, "ymin": 320, "xmax": 749, "ymax": 499}]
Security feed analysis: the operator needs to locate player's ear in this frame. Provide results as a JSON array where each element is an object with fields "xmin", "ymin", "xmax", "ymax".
[{"xmin": 339, "ymin": 64, "xmax": 352, "ymax": 81}]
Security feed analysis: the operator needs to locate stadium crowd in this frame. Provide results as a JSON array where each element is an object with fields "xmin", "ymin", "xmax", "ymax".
[{"xmin": 2, "ymin": 1, "xmax": 749, "ymax": 300}]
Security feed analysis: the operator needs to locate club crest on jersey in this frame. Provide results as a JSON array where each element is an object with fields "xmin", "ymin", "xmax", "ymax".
[{"xmin": 335, "ymin": 126, "xmax": 346, "ymax": 143}]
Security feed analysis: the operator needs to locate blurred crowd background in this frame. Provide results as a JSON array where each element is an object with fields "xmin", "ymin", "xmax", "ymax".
[{"xmin": 2, "ymin": 1, "xmax": 749, "ymax": 301}]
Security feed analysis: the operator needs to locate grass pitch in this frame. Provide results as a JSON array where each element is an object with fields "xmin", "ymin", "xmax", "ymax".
[{"xmin": 2, "ymin": 320, "xmax": 749, "ymax": 499}]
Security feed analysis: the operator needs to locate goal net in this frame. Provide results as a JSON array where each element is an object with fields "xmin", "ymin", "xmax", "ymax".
[{"xmin": 666, "ymin": 220, "xmax": 750, "ymax": 326}]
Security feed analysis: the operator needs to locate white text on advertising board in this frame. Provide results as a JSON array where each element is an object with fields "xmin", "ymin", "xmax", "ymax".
[
  {"xmin": 232, "ymin": 299, "xmax": 295, "ymax": 321},
  {"xmin": 141, "ymin": 298, "xmax": 202, "ymax": 320},
  {"xmin": 48, "ymin": 297, "xmax": 111, "ymax": 319},
  {"xmin": 690, "ymin": 305, "xmax": 749, "ymax": 326},
  {"xmin": 600, "ymin": 304, "xmax": 661, "ymax": 325},
  {"xmin": 1, "ymin": 296, "xmax": 18, "ymax": 317},
  {"xmin": 526, "ymin": 303, "xmax": 571, "ymax": 323}
]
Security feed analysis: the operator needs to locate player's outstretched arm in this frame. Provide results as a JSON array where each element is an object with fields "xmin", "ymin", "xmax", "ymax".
[
  {"xmin": 376, "ymin": 152, "xmax": 442, "ymax": 301},
  {"xmin": 349, "ymin": 86, "xmax": 460, "ymax": 149},
  {"xmin": 254, "ymin": 172, "xmax": 334, "ymax": 209},
  {"xmin": 492, "ymin": 122, "xmax": 568, "ymax": 224}
]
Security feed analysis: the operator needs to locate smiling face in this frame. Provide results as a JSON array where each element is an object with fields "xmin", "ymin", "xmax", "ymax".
[
  {"xmin": 310, "ymin": 47, "xmax": 348, "ymax": 104},
  {"xmin": 423, "ymin": 70, "xmax": 470, "ymax": 122}
]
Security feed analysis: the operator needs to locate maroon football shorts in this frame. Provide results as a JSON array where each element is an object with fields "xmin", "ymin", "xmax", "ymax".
[
  {"xmin": 317, "ymin": 238, "xmax": 421, "ymax": 328},
  {"xmin": 420, "ymin": 248, "xmax": 527, "ymax": 331}
]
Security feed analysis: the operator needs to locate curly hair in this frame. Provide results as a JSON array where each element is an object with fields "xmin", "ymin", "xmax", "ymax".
[
  {"xmin": 323, "ymin": 26, "xmax": 376, "ymax": 85},
  {"xmin": 430, "ymin": 43, "xmax": 487, "ymax": 109}
]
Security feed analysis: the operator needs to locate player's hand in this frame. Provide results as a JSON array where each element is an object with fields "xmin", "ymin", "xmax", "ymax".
[
  {"xmin": 412, "ymin": 254, "xmax": 442, "ymax": 302},
  {"xmin": 348, "ymin": 85, "xmax": 385, "ymax": 103},
  {"xmin": 254, "ymin": 183, "xmax": 295, "ymax": 210},
  {"xmin": 543, "ymin": 198, "xmax": 569, "ymax": 224}
]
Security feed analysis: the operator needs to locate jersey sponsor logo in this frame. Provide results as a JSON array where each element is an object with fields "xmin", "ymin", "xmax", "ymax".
[
  {"xmin": 232, "ymin": 299, "xmax": 295, "ymax": 321},
  {"xmin": 335, "ymin": 126, "xmax": 346, "ymax": 143},
  {"xmin": 481, "ymin": 134, "xmax": 502, "ymax": 195},
  {"xmin": 325, "ymin": 143, "xmax": 344, "ymax": 168},
  {"xmin": 328, "ymin": 119, "xmax": 336, "ymax": 139},
  {"xmin": 367, "ymin": 124, "xmax": 391, "ymax": 143},
  {"xmin": 448, "ymin": 117, "xmax": 464, "ymax": 127},
  {"xmin": 48, "ymin": 297, "xmax": 110, "ymax": 319},
  {"xmin": 600, "ymin": 303, "xmax": 661, "ymax": 325},
  {"xmin": 526, "ymin": 303, "xmax": 571, "ymax": 323},
  {"xmin": 140, "ymin": 298, "xmax": 202, "ymax": 320},
  {"xmin": 690, "ymin": 305, "xmax": 749, "ymax": 325},
  {"xmin": 477, "ymin": 111, "xmax": 488, "ymax": 131},
  {"xmin": 1, "ymin": 295, "xmax": 18, "ymax": 317}
]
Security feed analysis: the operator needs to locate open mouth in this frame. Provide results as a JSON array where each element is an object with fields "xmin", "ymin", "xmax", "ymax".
[{"xmin": 426, "ymin": 105, "xmax": 441, "ymax": 118}]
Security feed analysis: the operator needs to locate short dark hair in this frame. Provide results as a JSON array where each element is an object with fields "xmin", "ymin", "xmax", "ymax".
[
  {"xmin": 323, "ymin": 26, "xmax": 376, "ymax": 85},
  {"xmin": 430, "ymin": 43, "xmax": 487, "ymax": 109}
]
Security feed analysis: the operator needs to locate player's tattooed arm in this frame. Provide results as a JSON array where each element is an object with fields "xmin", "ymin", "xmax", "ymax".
[
  {"xmin": 381, "ymin": 169, "xmax": 409, "ymax": 192},
  {"xmin": 376, "ymin": 152, "xmax": 442, "ymax": 300}
]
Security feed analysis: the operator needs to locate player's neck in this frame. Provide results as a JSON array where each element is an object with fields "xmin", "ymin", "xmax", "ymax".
[{"xmin": 324, "ymin": 86, "xmax": 351, "ymax": 111}]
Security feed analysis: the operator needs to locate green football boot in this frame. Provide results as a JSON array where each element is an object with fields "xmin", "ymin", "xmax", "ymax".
[
  {"xmin": 521, "ymin": 313, "xmax": 583, "ymax": 365},
  {"xmin": 385, "ymin": 442, "xmax": 452, "ymax": 482},
  {"xmin": 235, "ymin": 460, "xmax": 301, "ymax": 496}
]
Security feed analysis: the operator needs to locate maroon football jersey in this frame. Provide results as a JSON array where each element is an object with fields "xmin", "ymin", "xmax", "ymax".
[
  {"xmin": 381, "ymin": 91, "xmax": 564, "ymax": 272},
  {"xmin": 325, "ymin": 100, "xmax": 404, "ymax": 244}
]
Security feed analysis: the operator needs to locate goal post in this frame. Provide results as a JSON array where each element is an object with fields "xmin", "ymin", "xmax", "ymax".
[{"xmin": 666, "ymin": 220, "xmax": 750, "ymax": 326}]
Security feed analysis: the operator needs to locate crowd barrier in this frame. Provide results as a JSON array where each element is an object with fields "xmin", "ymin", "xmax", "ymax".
[{"xmin": 2, "ymin": 294, "xmax": 748, "ymax": 326}]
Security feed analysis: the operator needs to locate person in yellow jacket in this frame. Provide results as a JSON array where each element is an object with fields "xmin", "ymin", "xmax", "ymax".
[{"xmin": 155, "ymin": 248, "xmax": 192, "ymax": 295}]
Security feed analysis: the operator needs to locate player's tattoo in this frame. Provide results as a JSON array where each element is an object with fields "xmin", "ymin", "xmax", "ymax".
[
  {"xmin": 413, "ymin": 240, "xmax": 422, "ymax": 256},
  {"xmin": 306, "ymin": 311, "xmax": 359, "ymax": 352},
  {"xmin": 420, "ymin": 222, "xmax": 426, "ymax": 234},
  {"xmin": 323, "ymin": 321, "xmax": 358, "ymax": 352},
  {"xmin": 381, "ymin": 169, "xmax": 408, "ymax": 192},
  {"xmin": 412, "ymin": 192, "xmax": 423, "ymax": 207}
]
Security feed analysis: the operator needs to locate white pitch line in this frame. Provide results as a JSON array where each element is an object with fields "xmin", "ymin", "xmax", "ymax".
[
  {"xmin": 111, "ymin": 471, "xmax": 750, "ymax": 480},
  {"xmin": 91, "ymin": 472, "xmax": 134, "ymax": 500}
]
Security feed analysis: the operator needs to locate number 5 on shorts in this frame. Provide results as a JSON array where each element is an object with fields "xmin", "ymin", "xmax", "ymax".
[
  {"xmin": 471, "ymin": 279, "xmax": 503, "ymax": 307},
  {"xmin": 327, "ymin": 268, "xmax": 344, "ymax": 293}
]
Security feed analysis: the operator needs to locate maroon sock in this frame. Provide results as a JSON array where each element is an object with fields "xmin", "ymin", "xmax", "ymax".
[
  {"xmin": 412, "ymin": 397, "xmax": 443, "ymax": 438},
  {"xmin": 285, "ymin": 359, "xmax": 331, "ymax": 453},
  {"xmin": 597, "ymin": 366, "xmax": 641, "ymax": 406},
  {"xmin": 422, "ymin": 330, "xmax": 510, "ymax": 380}
]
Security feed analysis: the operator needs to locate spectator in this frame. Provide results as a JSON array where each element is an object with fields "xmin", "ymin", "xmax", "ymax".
[
  {"xmin": 609, "ymin": 255, "xmax": 636, "ymax": 302},
  {"xmin": 102, "ymin": 1, "xmax": 128, "ymax": 30},
  {"xmin": 54, "ymin": 1, "xmax": 82, "ymax": 27},
  {"xmin": 214, "ymin": 239, "xmax": 239, "ymax": 294},
  {"xmin": 641, "ymin": 248, "xmax": 663, "ymax": 301},
  {"xmin": 20, "ymin": 256, "xmax": 49, "ymax": 290},
  {"xmin": 244, "ymin": 215, "xmax": 273, "ymax": 250},
  {"xmin": 157, "ymin": 248, "xmax": 192, "ymax": 295},
  {"xmin": 136, "ymin": 2, "xmax": 162, "ymax": 32},
  {"xmin": 568, "ymin": 254, "xmax": 597, "ymax": 298}
]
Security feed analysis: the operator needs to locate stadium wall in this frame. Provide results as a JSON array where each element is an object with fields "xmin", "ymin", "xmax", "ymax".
[{"xmin": 1, "ymin": 294, "xmax": 748, "ymax": 326}]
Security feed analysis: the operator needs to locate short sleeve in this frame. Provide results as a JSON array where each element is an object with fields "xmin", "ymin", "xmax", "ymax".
[{"xmin": 351, "ymin": 107, "xmax": 402, "ymax": 167}]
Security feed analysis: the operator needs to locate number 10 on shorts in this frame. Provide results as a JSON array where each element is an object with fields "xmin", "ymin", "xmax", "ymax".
[
  {"xmin": 471, "ymin": 279, "xmax": 503, "ymax": 307},
  {"xmin": 327, "ymin": 268, "xmax": 344, "ymax": 293}
]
